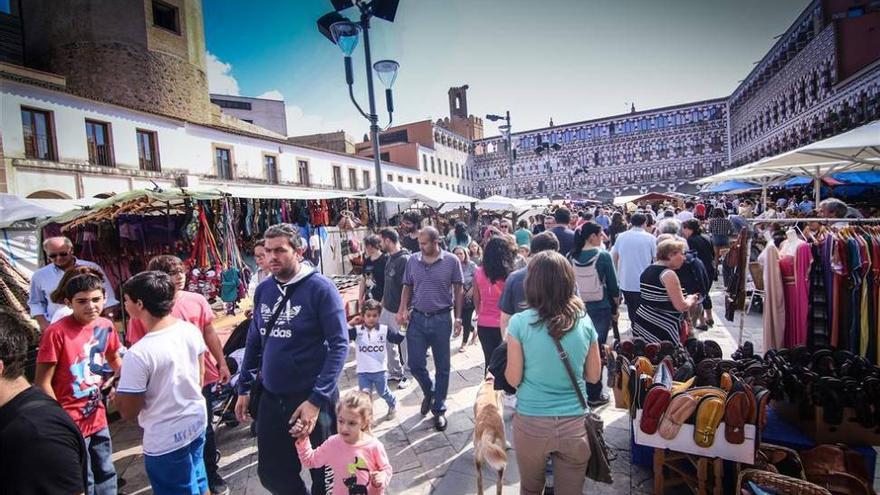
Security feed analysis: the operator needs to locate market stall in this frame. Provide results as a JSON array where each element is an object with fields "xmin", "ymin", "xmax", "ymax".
[{"xmin": 38, "ymin": 187, "xmax": 389, "ymax": 317}]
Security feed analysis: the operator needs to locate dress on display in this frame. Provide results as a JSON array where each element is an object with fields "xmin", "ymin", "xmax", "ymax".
[
  {"xmin": 780, "ymin": 241, "xmax": 812, "ymax": 348},
  {"xmin": 760, "ymin": 244, "xmax": 786, "ymax": 352}
]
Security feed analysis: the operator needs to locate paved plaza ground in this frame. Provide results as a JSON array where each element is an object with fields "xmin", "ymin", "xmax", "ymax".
[{"xmin": 110, "ymin": 285, "xmax": 880, "ymax": 494}]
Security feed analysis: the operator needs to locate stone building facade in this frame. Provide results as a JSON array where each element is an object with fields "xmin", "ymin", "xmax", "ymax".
[
  {"xmin": 19, "ymin": 0, "xmax": 213, "ymax": 124},
  {"xmin": 473, "ymin": 100, "xmax": 729, "ymax": 199},
  {"xmin": 471, "ymin": 0, "xmax": 880, "ymax": 199},
  {"xmin": 729, "ymin": 0, "xmax": 880, "ymax": 167}
]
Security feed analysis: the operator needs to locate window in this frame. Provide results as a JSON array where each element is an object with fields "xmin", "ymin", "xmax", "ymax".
[
  {"xmin": 210, "ymin": 98, "xmax": 253, "ymax": 110},
  {"xmin": 444, "ymin": 160, "xmax": 449, "ymax": 175},
  {"xmin": 332, "ymin": 166, "xmax": 343, "ymax": 189},
  {"xmin": 152, "ymin": 0, "xmax": 180, "ymax": 33},
  {"xmin": 297, "ymin": 159, "xmax": 310, "ymax": 186},
  {"xmin": 422, "ymin": 155, "xmax": 428, "ymax": 171},
  {"xmin": 397, "ymin": 175, "xmax": 403, "ymax": 182},
  {"xmin": 407, "ymin": 177, "xmax": 413, "ymax": 183},
  {"xmin": 348, "ymin": 168, "xmax": 358, "ymax": 189},
  {"xmin": 380, "ymin": 152, "xmax": 390, "ymax": 161},
  {"xmin": 416, "ymin": 178, "xmax": 422, "ymax": 184},
  {"xmin": 215, "ymin": 147, "xmax": 233, "ymax": 179},
  {"xmin": 21, "ymin": 108, "xmax": 55, "ymax": 160},
  {"xmin": 136, "ymin": 130, "xmax": 160, "ymax": 171},
  {"xmin": 431, "ymin": 157, "xmax": 435, "ymax": 173},
  {"xmin": 387, "ymin": 174, "xmax": 393, "ymax": 181},
  {"xmin": 264, "ymin": 154, "xmax": 278, "ymax": 184},
  {"xmin": 362, "ymin": 171, "xmax": 371, "ymax": 189},
  {"xmin": 85, "ymin": 120, "xmax": 113, "ymax": 166}
]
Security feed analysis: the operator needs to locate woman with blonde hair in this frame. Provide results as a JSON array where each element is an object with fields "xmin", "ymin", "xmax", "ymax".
[
  {"xmin": 467, "ymin": 240, "xmax": 483, "ymax": 266},
  {"xmin": 632, "ymin": 239, "xmax": 700, "ymax": 345},
  {"xmin": 505, "ymin": 251, "xmax": 601, "ymax": 495}
]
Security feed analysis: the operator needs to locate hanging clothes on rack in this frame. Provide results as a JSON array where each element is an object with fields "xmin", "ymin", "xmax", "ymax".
[
  {"xmin": 779, "ymin": 238, "xmax": 812, "ymax": 348},
  {"xmin": 759, "ymin": 241, "xmax": 786, "ymax": 351}
]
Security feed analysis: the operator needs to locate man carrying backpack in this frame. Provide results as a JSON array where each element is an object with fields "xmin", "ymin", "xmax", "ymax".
[{"xmin": 569, "ymin": 222, "xmax": 619, "ymax": 407}]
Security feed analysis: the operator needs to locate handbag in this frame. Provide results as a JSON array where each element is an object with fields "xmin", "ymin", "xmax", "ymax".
[
  {"xmin": 248, "ymin": 273, "xmax": 313, "ymax": 418},
  {"xmin": 551, "ymin": 336, "xmax": 614, "ymax": 484}
]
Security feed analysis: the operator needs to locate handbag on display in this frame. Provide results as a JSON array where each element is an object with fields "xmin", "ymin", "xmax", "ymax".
[{"xmin": 551, "ymin": 336, "xmax": 614, "ymax": 484}]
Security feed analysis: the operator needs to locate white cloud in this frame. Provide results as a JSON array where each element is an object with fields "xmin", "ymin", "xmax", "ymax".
[
  {"xmin": 257, "ymin": 90, "xmax": 284, "ymax": 101},
  {"xmin": 255, "ymin": 88, "xmax": 365, "ymax": 138},
  {"xmin": 206, "ymin": 52, "xmax": 240, "ymax": 95},
  {"xmin": 206, "ymin": 58, "xmax": 362, "ymax": 137}
]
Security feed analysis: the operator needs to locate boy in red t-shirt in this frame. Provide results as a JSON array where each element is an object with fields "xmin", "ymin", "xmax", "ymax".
[{"xmin": 36, "ymin": 272, "xmax": 122, "ymax": 495}]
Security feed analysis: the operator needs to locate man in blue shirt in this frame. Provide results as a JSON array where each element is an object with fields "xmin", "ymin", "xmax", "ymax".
[
  {"xmin": 235, "ymin": 224, "xmax": 348, "ymax": 495},
  {"xmin": 550, "ymin": 208, "xmax": 575, "ymax": 256},
  {"xmin": 28, "ymin": 236, "xmax": 117, "ymax": 330},
  {"xmin": 594, "ymin": 207, "xmax": 611, "ymax": 231}
]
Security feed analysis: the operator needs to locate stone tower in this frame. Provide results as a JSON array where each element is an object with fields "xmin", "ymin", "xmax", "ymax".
[
  {"xmin": 20, "ymin": 0, "xmax": 212, "ymax": 124},
  {"xmin": 447, "ymin": 85, "xmax": 483, "ymax": 141}
]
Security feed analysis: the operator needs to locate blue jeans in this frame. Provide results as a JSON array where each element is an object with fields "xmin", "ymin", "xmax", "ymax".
[
  {"xmin": 358, "ymin": 371, "xmax": 396, "ymax": 409},
  {"xmin": 407, "ymin": 310, "xmax": 453, "ymax": 415},
  {"xmin": 85, "ymin": 426, "xmax": 117, "ymax": 495},
  {"xmin": 585, "ymin": 306, "xmax": 612, "ymax": 401},
  {"xmin": 144, "ymin": 433, "xmax": 208, "ymax": 495}
]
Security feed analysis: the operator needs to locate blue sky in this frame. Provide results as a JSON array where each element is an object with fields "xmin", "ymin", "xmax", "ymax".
[{"xmin": 204, "ymin": 0, "xmax": 809, "ymax": 139}]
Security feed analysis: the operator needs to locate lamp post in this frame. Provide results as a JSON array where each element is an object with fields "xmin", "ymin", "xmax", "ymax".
[
  {"xmin": 318, "ymin": 0, "xmax": 399, "ymax": 221},
  {"xmin": 534, "ymin": 135, "xmax": 562, "ymax": 196},
  {"xmin": 486, "ymin": 111, "xmax": 514, "ymax": 196}
]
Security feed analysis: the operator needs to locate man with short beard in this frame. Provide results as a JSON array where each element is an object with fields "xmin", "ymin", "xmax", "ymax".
[
  {"xmin": 235, "ymin": 224, "xmax": 348, "ymax": 495},
  {"xmin": 379, "ymin": 228, "xmax": 411, "ymax": 389},
  {"xmin": 399, "ymin": 211, "xmax": 422, "ymax": 254},
  {"xmin": 397, "ymin": 227, "xmax": 463, "ymax": 431}
]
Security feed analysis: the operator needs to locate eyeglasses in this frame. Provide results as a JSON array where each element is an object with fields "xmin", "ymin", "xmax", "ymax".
[{"xmin": 48, "ymin": 252, "xmax": 71, "ymax": 259}]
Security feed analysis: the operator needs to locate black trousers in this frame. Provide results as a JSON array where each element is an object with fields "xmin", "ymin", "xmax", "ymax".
[
  {"xmin": 202, "ymin": 385, "xmax": 219, "ymax": 481},
  {"xmin": 461, "ymin": 306, "xmax": 475, "ymax": 345},
  {"xmin": 257, "ymin": 389, "xmax": 337, "ymax": 495},
  {"xmin": 477, "ymin": 326, "xmax": 503, "ymax": 373},
  {"xmin": 622, "ymin": 290, "xmax": 641, "ymax": 330}
]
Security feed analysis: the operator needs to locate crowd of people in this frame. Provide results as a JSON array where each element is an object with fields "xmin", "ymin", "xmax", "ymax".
[{"xmin": 0, "ymin": 193, "xmax": 870, "ymax": 495}]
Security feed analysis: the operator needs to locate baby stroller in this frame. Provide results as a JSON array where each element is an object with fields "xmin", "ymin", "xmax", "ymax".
[{"xmin": 209, "ymin": 318, "xmax": 251, "ymax": 431}]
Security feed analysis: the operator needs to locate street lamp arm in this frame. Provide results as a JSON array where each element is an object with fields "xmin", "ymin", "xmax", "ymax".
[
  {"xmin": 380, "ymin": 112, "xmax": 394, "ymax": 131},
  {"xmin": 348, "ymin": 83, "xmax": 370, "ymax": 120}
]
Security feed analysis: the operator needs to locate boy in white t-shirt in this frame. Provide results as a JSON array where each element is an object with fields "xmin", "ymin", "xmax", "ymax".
[
  {"xmin": 114, "ymin": 271, "xmax": 208, "ymax": 495},
  {"xmin": 348, "ymin": 300, "xmax": 404, "ymax": 420}
]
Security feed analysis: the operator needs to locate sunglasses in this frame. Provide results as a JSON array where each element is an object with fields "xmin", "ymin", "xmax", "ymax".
[{"xmin": 48, "ymin": 252, "xmax": 71, "ymax": 259}]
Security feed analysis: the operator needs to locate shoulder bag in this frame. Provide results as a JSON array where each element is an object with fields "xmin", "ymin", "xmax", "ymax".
[
  {"xmin": 248, "ymin": 273, "xmax": 314, "ymax": 418},
  {"xmin": 551, "ymin": 335, "xmax": 614, "ymax": 484}
]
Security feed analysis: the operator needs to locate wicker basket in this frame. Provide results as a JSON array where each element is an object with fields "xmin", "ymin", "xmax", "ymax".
[
  {"xmin": 737, "ymin": 469, "xmax": 831, "ymax": 495},
  {"xmin": 754, "ymin": 443, "xmax": 806, "ymax": 480}
]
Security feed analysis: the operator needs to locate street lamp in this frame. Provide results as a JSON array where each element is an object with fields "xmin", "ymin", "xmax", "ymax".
[
  {"xmin": 318, "ymin": 0, "xmax": 400, "ymax": 219},
  {"xmin": 534, "ymin": 134, "xmax": 562, "ymax": 195},
  {"xmin": 486, "ymin": 111, "xmax": 514, "ymax": 196}
]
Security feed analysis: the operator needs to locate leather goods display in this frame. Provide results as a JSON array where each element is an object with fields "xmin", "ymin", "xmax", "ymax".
[
  {"xmin": 800, "ymin": 444, "xmax": 873, "ymax": 495},
  {"xmin": 724, "ymin": 387, "xmax": 751, "ymax": 444},
  {"xmin": 693, "ymin": 395, "xmax": 725, "ymax": 448},
  {"xmin": 657, "ymin": 392, "xmax": 698, "ymax": 440},
  {"xmin": 640, "ymin": 387, "xmax": 672, "ymax": 435}
]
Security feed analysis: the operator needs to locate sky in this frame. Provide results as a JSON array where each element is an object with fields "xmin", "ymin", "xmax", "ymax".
[{"xmin": 203, "ymin": 0, "xmax": 809, "ymax": 139}]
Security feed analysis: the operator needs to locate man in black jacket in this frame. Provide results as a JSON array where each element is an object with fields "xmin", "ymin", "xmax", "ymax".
[{"xmin": 0, "ymin": 307, "xmax": 88, "ymax": 495}]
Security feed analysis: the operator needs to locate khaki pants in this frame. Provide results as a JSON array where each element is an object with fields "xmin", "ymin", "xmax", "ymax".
[
  {"xmin": 512, "ymin": 413, "xmax": 590, "ymax": 495},
  {"xmin": 380, "ymin": 307, "xmax": 408, "ymax": 379}
]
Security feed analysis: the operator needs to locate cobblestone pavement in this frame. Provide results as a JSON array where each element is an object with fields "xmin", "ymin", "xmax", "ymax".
[{"xmin": 111, "ymin": 285, "xmax": 880, "ymax": 494}]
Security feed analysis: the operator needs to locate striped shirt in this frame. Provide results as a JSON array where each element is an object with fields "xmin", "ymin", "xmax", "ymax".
[
  {"xmin": 707, "ymin": 217, "xmax": 733, "ymax": 237},
  {"xmin": 403, "ymin": 250, "xmax": 463, "ymax": 313},
  {"xmin": 633, "ymin": 265, "xmax": 684, "ymax": 344}
]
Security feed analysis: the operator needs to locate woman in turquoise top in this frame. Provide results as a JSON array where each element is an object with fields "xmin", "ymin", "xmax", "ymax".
[{"xmin": 505, "ymin": 251, "xmax": 601, "ymax": 495}]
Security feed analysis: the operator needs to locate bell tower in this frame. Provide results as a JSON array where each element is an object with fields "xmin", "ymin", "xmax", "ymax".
[{"xmin": 446, "ymin": 85, "xmax": 483, "ymax": 141}]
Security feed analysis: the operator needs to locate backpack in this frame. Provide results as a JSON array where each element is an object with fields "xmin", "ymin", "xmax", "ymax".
[{"xmin": 571, "ymin": 253, "xmax": 605, "ymax": 303}]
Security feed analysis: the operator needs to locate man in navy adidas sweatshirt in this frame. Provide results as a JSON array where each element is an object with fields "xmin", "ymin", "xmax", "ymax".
[{"xmin": 235, "ymin": 224, "xmax": 348, "ymax": 495}]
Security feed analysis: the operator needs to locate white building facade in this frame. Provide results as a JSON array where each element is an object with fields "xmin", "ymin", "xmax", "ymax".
[{"xmin": 1, "ymin": 70, "xmax": 418, "ymax": 200}]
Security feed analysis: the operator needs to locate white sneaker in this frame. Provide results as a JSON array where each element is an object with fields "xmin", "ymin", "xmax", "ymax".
[{"xmin": 397, "ymin": 377, "xmax": 410, "ymax": 390}]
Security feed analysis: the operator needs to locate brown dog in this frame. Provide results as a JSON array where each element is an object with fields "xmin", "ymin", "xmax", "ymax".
[{"xmin": 473, "ymin": 376, "xmax": 506, "ymax": 495}]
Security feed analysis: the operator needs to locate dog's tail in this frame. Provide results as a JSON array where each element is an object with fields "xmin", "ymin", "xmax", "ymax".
[{"xmin": 478, "ymin": 431, "xmax": 507, "ymax": 471}]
